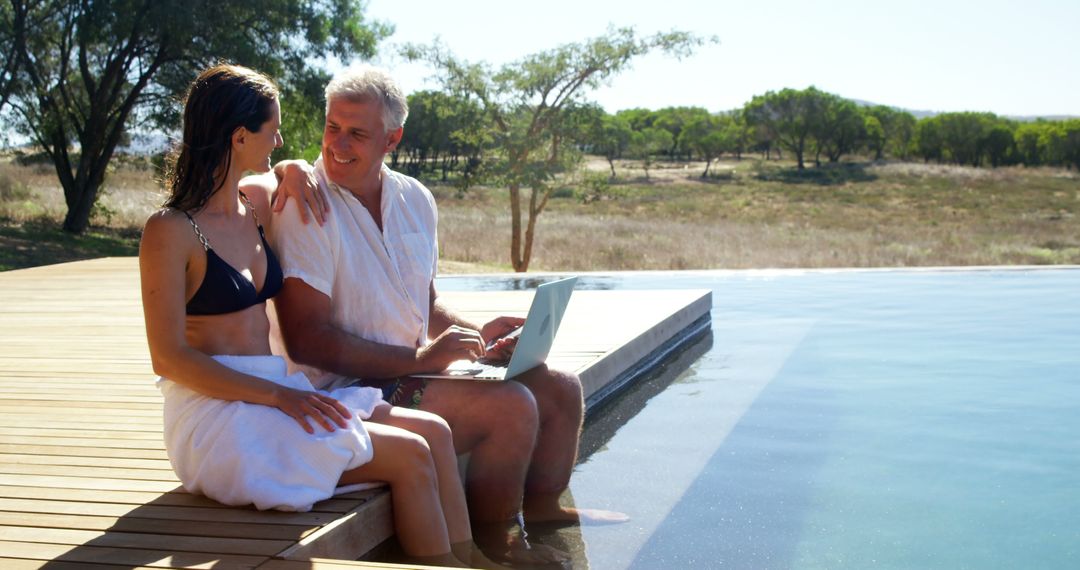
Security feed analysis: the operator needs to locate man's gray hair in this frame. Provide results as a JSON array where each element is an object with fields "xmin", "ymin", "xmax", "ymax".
[{"xmin": 324, "ymin": 65, "xmax": 409, "ymax": 130}]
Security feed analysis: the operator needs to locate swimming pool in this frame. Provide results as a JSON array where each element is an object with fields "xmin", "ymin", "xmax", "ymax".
[{"xmin": 438, "ymin": 268, "xmax": 1080, "ymax": 569}]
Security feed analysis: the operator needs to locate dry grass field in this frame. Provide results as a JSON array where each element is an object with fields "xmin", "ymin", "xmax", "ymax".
[
  {"xmin": 436, "ymin": 157, "xmax": 1080, "ymax": 270},
  {"xmin": 3, "ymin": 154, "xmax": 1079, "ymax": 272}
]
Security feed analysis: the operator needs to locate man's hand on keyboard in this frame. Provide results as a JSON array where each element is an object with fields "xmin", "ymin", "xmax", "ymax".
[
  {"xmin": 481, "ymin": 327, "xmax": 521, "ymax": 365},
  {"xmin": 418, "ymin": 324, "xmax": 487, "ymax": 371}
]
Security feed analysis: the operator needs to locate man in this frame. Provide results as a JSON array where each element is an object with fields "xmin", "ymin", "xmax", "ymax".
[{"xmin": 263, "ymin": 65, "xmax": 625, "ymax": 564}]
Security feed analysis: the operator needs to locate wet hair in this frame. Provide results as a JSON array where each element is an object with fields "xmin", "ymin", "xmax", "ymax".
[
  {"xmin": 324, "ymin": 64, "xmax": 408, "ymax": 130},
  {"xmin": 163, "ymin": 64, "xmax": 278, "ymax": 212}
]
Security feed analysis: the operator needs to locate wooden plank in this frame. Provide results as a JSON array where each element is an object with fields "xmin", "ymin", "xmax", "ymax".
[
  {"xmin": 0, "ymin": 454, "xmax": 172, "ymax": 470},
  {"xmin": 0, "ymin": 464, "xmax": 178, "ymax": 481},
  {"xmin": 0, "ymin": 488, "xmax": 359, "ymax": 514},
  {"xmin": 0, "ymin": 428, "xmax": 161, "ymax": 440},
  {"xmin": 0, "ymin": 511, "xmax": 316, "ymax": 541},
  {"xmin": 0, "ymin": 444, "xmax": 168, "ymax": 460},
  {"xmin": 0, "ymin": 540, "xmax": 267, "ymax": 569},
  {"xmin": 0, "ymin": 526, "xmax": 293, "ymax": 556},
  {"xmin": 0, "ymin": 498, "xmax": 342, "ymax": 525},
  {"xmin": 260, "ymin": 558, "xmax": 457, "ymax": 570},
  {"xmin": 0, "ymin": 474, "xmax": 179, "ymax": 492},
  {"xmin": 0, "ymin": 558, "xmax": 171, "ymax": 570},
  {"xmin": 275, "ymin": 493, "xmax": 393, "ymax": 561}
]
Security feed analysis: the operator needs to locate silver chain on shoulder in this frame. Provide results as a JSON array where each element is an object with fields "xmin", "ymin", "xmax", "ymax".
[{"xmin": 185, "ymin": 214, "xmax": 211, "ymax": 251}]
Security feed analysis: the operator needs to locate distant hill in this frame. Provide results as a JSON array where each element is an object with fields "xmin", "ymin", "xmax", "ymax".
[{"xmin": 849, "ymin": 98, "xmax": 1077, "ymax": 122}]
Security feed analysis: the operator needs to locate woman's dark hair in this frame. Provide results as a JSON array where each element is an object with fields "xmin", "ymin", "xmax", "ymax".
[{"xmin": 163, "ymin": 64, "xmax": 278, "ymax": 212}]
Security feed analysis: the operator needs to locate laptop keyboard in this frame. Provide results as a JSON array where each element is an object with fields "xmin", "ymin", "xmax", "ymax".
[{"xmin": 444, "ymin": 359, "xmax": 508, "ymax": 379}]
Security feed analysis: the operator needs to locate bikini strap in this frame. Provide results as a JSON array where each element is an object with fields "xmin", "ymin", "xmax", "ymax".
[
  {"xmin": 183, "ymin": 211, "xmax": 211, "ymax": 251},
  {"xmin": 239, "ymin": 191, "xmax": 261, "ymax": 229}
]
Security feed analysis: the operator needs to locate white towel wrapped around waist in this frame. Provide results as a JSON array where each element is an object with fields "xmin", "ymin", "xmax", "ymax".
[{"xmin": 158, "ymin": 354, "xmax": 384, "ymax": 512}]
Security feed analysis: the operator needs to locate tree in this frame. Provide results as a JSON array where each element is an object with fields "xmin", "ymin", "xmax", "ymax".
[
  {"xmin": 916, "ymin": 117, "xmax": 945, "ymax": 164},
  {"xmin": 588, "ymin": 112, "xmax": 633, "ymax": 177},
  {"xmin": 628, "ymin": 126, "xmax": 673, "ymax": 180},
  {"xmin": 404, "ymin": 27, "xmax": 711, "ymax": 272},
  {"xmin": 1014, "ymin": 121, "xmax": 1050, "ymax": 166},
  {"xmin": 889, "ymin": 111, "xmax": 917, "ymax": 160},
  {"xmin": 682, "ymin": 114, "xmax": 731, "ymax": 177},
  {"xmin": 983, "ymin": 124, "xmax": 1015, "ymax": 167},
  {"xmin": 3, "ymin": 0, "xmax": 389, "ymax": 233},
  {"xmin": 723, "ymin": 110, "xmax": 754, "ymax": 160},
  {"xmin": 653, "ymin": 105, "xmax": 709, "ymax": 160},
  {"xmin": 1044, "ymin": 119, "xmax": 1080, "ymax": 170},
  {"xmin": 935, "ymin": 112, "xmax": 995, "ymax": 166},
  {"xmin": 813, "ymin": 95, "xmax": 864, "ymax": 164},
  {"xmin": 744, "ymin": 87, "xmax": 827, "ymax": 170}
]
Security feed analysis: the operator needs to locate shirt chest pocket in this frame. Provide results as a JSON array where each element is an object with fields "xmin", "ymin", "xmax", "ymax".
[{"xmin": 388, "ymin": 232, "xmax": 436, "ymax": 288}]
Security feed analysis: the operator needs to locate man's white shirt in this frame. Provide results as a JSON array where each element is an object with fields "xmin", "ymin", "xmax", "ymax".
[{"xmin": 268, "ymin": 157, "xmax": 438, "ymax": 389}]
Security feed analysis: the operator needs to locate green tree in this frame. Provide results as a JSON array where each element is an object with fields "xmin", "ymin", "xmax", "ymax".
[
  {"xmin": 863, "ymin": 105, "xmax": 900, "ymax": 160},
  {"xmin": 653, "ymin": 105, "xmax": 710, "ymax": 160},
  {"xmin": 744, "ymin": 87, "xmax": 828, "ymax": 170},
  {"xmin": 682, "ymin": 114, "xmax": 731, "ymax": 177},
  {"xmin": 936, "ymin": 112, "xmax": 995, "ymax": 166},
  {"xmin": 983, "ymin": 124, "xmax": 1015, "ymax": 167},
  {"xmin": 588, "ymin": 112, "xmax": 633, "ymax": 177},
  {"xmin": 404, "ymin": 27, "xmax": 710, "ymax": 272},
  {"xmin": 3, "ymin": 0, "xmax": 389, "ymax": 233},
  {"xmin": 889, "ymin": 111, "xmax": 917, "ymax": 160},
  {"xmin": 916, "ymin": 117, "xmax": 945, "ymax": 163},
  {"xmin": 813, "ymin": 95, "xmax": 864, "ymax": 164},
  {"xmin": 1044, "ymin": 119, "xmax": 1080, "ymax": 170},
  {"xmin": 723, "ymin": 110, "xmax": 753, "ymax": 160},
  {"xmin": 628, "ymin": 126, "xmax": 673, "ymax": 180},
  {"xmin": 1014, "ymin": 121, "xmax": 1051, "ymax": 166},
  {"xmin": 863, "ymin": 115, "xmax": 886, "ymax": 160}
]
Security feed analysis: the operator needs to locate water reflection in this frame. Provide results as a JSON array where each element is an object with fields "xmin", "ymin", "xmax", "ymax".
[{"xmin": 436, "ymin": 274, "xmax": 621, "ymax": 292}]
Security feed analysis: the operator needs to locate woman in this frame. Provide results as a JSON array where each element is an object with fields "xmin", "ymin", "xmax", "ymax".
[{"xmin": 140, "ymin": 64, "xmax": 494, "ymax": 568}]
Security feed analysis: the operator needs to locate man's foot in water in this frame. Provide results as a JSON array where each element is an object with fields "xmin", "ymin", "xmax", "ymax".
[
  {"xmin": 473, "ymin": 521, "xmax": 571, "ymax": 566},
  {"xmin": 523, "ymin": 495, "xmax": 630, "ymax": 527}
]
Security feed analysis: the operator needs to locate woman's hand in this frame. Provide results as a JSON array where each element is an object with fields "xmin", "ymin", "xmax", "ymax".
[
  {"xmin": 271, "ymin": 159, "xmax": 329, "ymax": 225},
  {"xmin": 271, "ymin": 386, "xmax": 353, "ymax": 434}
]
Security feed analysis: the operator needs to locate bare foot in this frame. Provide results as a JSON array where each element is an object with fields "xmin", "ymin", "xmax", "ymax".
[
  {"xmin": 474, "ymin": 523, "xmax": 571, "ymax": 566},
  {"xmin": 524, "ymin": 503, "xmax": 630, "ymax": 526}
]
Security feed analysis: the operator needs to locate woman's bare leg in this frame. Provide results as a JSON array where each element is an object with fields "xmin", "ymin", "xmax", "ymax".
[
  {"xmin": 339, "ymin": 421, "xmax": 461, "ymax": 565},
  {"xmin": 366, "ymin": 405, "xmax": 504, "ymax": 568},
  {"xmin": 368, "ymin": 405, "xmax": 471, "ymax": 543}
]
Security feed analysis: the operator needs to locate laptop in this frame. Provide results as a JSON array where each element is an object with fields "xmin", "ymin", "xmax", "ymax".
[{"xmin": 416, "ymin": 277, "xmax": 578, "ymax": 381}]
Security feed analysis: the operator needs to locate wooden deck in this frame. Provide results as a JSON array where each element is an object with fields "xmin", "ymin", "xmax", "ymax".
[{"xmin": 0, "ymin": 257, "xmax": 711, "ymax": 569}]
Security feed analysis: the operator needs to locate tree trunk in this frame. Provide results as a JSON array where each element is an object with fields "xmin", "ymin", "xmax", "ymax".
[
  {"xmin": 701, "ymin": 157, "xmax": 712, "ymax": 178},
  {"xmin": 509, "ymin": 183, "xmax": 525, "ymax": 272},
  {"xmin": 607, "ymin": 157, "xmax": 616, "ymax": 178}
]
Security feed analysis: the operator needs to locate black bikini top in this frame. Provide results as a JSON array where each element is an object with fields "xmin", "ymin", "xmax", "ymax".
[{"xmin": 183, "ymin": 193, "xmax": 284, "ymax": 316}]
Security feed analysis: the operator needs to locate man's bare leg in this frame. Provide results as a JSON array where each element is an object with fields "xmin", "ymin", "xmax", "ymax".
[
  {"xmin": 517, "ymin": 366, "xmax": 630, "ymax": 526},
  {"xmin": 419, "ymin": 378, "xmax": 570, "ymax": 564}
]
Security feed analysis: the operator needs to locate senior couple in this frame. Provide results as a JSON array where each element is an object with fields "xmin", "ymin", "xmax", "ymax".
[{"xmin": 140, "ymin": 63, "xmax": 623, "ymax": 568}]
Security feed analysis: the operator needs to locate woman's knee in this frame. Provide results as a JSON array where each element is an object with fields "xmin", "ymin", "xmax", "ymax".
[
  {"xmin": 411, "ymin": 411, "xmax": 454, "ymax": 451},
  {"xmin": 375, "ymin": 430, "xmax": 437, "ymax": 485}
]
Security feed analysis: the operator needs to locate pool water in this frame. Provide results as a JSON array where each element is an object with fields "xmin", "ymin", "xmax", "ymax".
[{"xmin": 438, "ymin": 269, "xmax": 1080, "ymax": 569}]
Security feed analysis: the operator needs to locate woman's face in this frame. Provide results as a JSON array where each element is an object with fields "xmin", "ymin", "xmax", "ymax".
[{"xmin": 238, "ymin": 98, "xmax": 283, "ymax": 174}]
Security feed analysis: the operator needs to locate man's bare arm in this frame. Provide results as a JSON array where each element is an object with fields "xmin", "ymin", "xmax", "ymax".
[
  {"xmin": 429, "ymin": 281, "xmax": 481, "ymax": 338},
  {"xmin": 277, "ymin": 278, "xmax": 487, "ymax": 379},
  {"xmin": 428, "ymin": 281, "xmax": 525, "ymax": 348}
]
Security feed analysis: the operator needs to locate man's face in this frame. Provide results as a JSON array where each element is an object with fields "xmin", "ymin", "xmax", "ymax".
[{"xmin": 321, "ymin": 97, "xmax": 402, "ymax": 191}]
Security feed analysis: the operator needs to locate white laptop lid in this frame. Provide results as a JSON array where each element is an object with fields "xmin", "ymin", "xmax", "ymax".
[{"xmin": 503, "ymin": 276, "xmax": 577, "ymax": 378}]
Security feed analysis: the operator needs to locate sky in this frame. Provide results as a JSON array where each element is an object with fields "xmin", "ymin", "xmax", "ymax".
[{"xmin": 361, "ymin": 0, "xmax": 1080, "ymax": 117}]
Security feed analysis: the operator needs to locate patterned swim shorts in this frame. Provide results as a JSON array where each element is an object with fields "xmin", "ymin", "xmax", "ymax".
[{"xmin": 377, "ymin": 377, "xmax": 429, "ymax": 409}]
